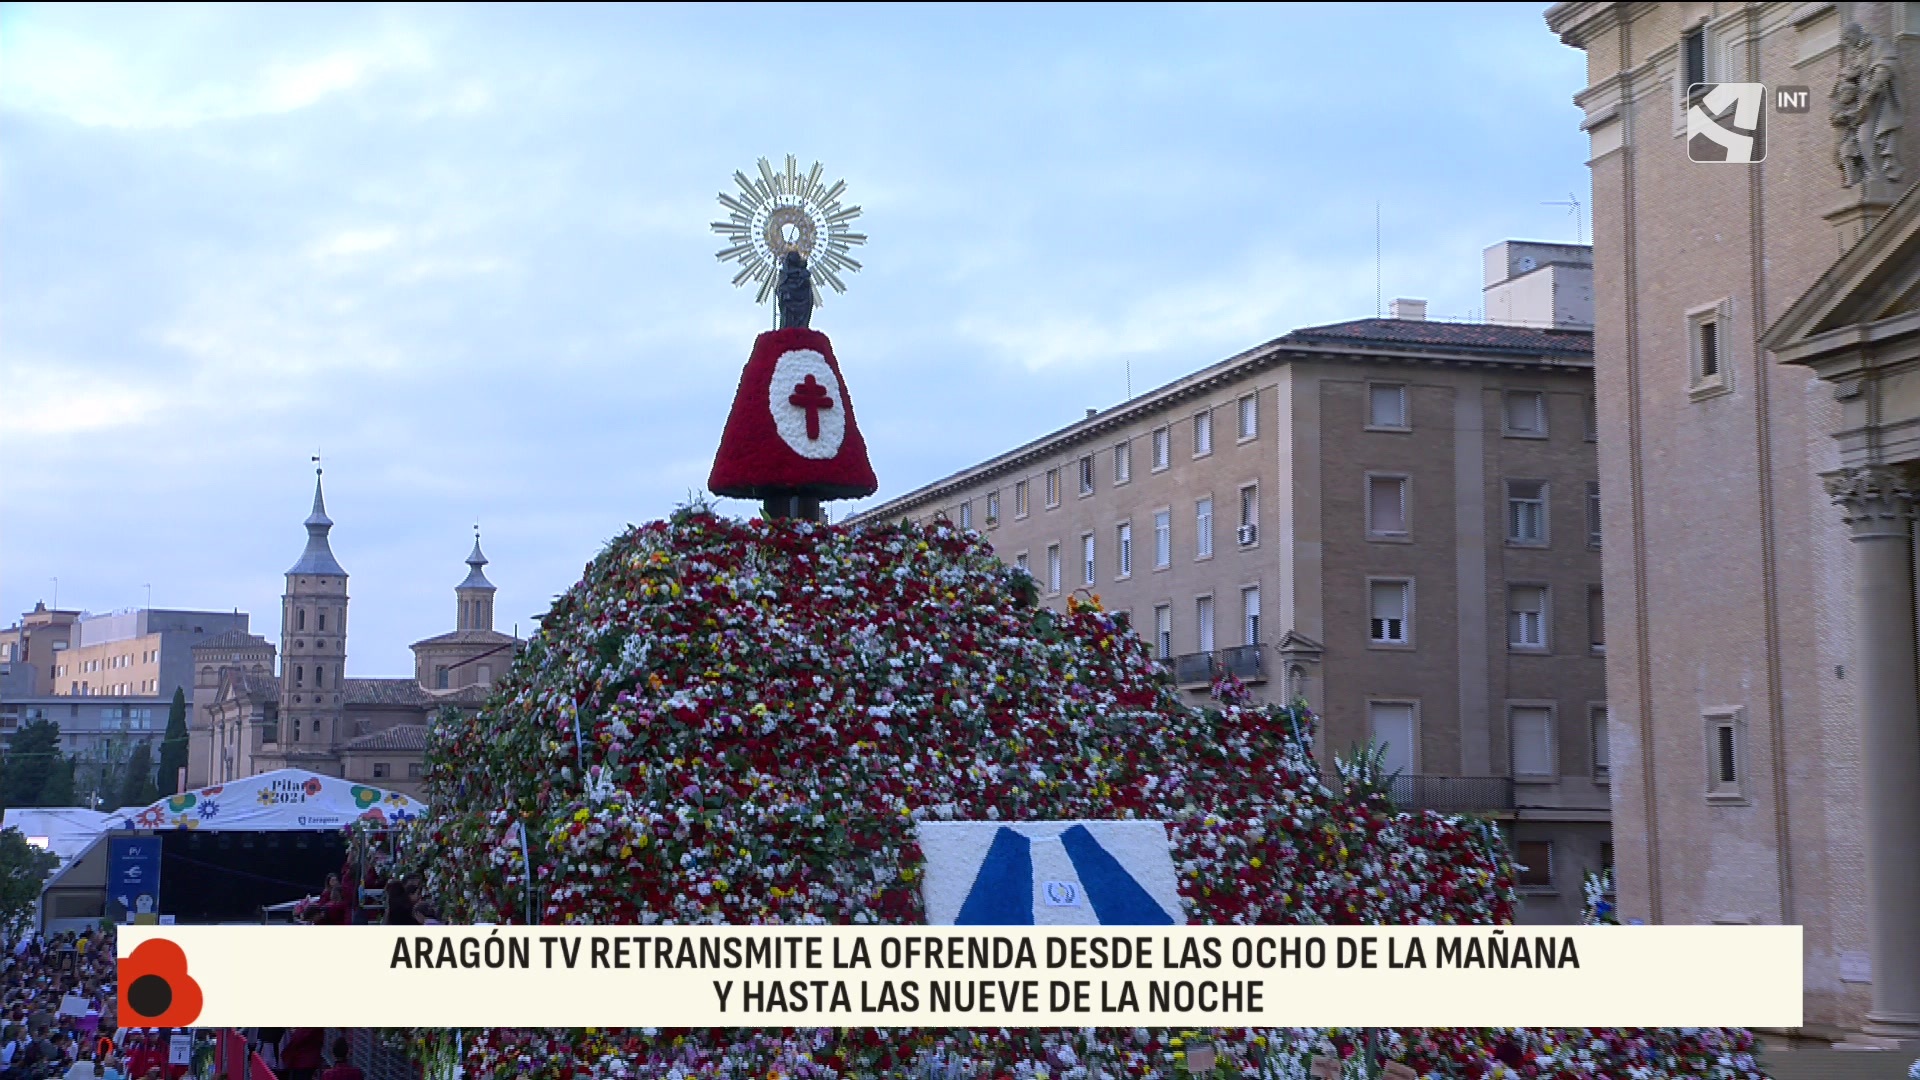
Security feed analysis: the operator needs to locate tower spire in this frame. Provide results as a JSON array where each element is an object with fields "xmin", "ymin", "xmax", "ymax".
[
  {"xmin": 457, "ymin": 524, "xmax": 496, "ymax": 630},
  {"xmin": 288, "ymin": 460, "xmax": 347, "ymax": 576}
]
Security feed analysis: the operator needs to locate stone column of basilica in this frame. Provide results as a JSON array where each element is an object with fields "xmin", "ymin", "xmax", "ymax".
[{"xmin": 1826, "ymin": 465, "xmax": 1920, "ymax": 1044}]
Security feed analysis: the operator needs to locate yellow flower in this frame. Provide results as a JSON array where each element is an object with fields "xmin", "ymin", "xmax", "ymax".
[
  {"xmin": 574, "ymin": 808, "xmax": 590, "ymax": 822},
  {"xmin": 620, "ymin": 846, "xmax": 633, "ymax": 859},
  {"xmin": 1250, "ymin": 856, "xmax": 1263, "ymax": 868}
]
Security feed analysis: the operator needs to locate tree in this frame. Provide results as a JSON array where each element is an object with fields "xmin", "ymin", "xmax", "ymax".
[
  {"xmin": 0, "ymin": 720, "xmax": 61, "ymax": 809},
  {"xmin": 36, "ymin": 756, "xmax": 75, "ymax": 807},
  {"xmin": 158, "ymin": 687, "xmax": 190, "ymax": 797},
  {"xmin": 0, "ymin": 827, "xmax": 60, "ymax": 932},
  {"xmin": 117, "ymin": 741, "xmax": 158, "ymax": 810}
]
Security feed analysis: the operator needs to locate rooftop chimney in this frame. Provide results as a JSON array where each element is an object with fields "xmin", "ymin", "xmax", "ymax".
[
  {"xmin": 1389, "ymin": 298, "xmax": 1428, "ymax": 321},
  {"xmin": 1086, "ymin": 408, "xmax": 1098, "ymax": 419}
]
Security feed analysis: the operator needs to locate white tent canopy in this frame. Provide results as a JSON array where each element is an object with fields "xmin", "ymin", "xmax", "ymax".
[
  {"xmin": 113, "ymin": 769, "xmax": 424, "ymax": 832},
  {"xmin": 1, "ymin": 808, "xmax": 116, "ymax": 866}
]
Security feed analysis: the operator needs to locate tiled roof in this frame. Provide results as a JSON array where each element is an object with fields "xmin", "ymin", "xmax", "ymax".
[
  {"xmin": 340, "ymin": 723, "xmax": 428, "ymax": 752},
  {"xmin": 1282, "ymin": 318, "xmax": 1593, "ymax": 357},
  {"xmin": 342, "ymin": 678, "xmax": 436, "ymax": 706},
  {"xmin": 225, "ymin": 670, "xmax": 280, "ymax": 699},
  {"xmin": 194, "ymin": 629, "xmax": 271, "ymax": 652}
]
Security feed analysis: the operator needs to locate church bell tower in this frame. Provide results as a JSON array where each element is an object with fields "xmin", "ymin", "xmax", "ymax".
[{"xmin": 281, "ymin": 465, "xmax": 349, "ymax": 758}]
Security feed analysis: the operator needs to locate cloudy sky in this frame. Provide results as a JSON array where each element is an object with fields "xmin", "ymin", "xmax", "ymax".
[{"xmin": 0, "ymin": 3, "xmax": 1588, "ymax": 676}]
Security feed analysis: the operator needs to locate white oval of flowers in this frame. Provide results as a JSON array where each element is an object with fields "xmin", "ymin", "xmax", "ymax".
[{"xmin": 768, "ymin": 349, "xmax": 847, "ymax": 459}]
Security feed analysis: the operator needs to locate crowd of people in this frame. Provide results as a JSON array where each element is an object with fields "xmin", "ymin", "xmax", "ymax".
[
  {"xmin": 0, "ymin": 926, "xmax": 369, "ymax": 1080},
  {"xmin": 0, "ymin": 925, "xmax": 195, "ymax": 1080}
]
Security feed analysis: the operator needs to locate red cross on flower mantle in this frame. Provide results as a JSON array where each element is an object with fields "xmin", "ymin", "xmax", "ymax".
[{"xmin": 788, "ymin": 374, "xmax": 835, "ymax": 440}]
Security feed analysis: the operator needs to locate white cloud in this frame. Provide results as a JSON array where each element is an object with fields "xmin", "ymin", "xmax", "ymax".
[
  {"xmin": 0, "ymin": 365, "xmax": 166, "ymax": 436},
  {"xmin": 0, "ymin": 16, "xmax": 429, "ymax": 128},
  {"xmin": 310, "ymin": 228, "xmax": 400, "ymax": 259}
]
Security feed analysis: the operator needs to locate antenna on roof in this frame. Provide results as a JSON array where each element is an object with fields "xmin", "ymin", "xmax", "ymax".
[
  {"xmin": 1543, "ymin": 193, "xmax": 1584, "ymax": 244},
  {"xmin": 1375, "ymin": 202, "xmax": 1383, "ymax": 318}
]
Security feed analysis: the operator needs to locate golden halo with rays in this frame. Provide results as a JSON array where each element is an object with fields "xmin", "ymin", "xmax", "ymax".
[{"xmin": 711, "ymin": 155, "xmax": 867, "ymax": 306}]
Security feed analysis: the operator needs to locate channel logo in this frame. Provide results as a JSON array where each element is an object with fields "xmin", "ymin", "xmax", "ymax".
[
  {"xmin": 1688, "ymin": 83, "xmax": 1767, "ymax": 163},
  {"xmin": 118, "ymin": 938, "xmax": 204, "ymax": 1027}
]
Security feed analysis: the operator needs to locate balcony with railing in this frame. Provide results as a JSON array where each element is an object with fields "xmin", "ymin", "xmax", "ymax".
[
  {"xmin": 1384, "ymin": 774, "xmax": 1515, "ymax": 814},
  {"xmin": 1163, "ymin": 646, "xmax": 1269, "ymax": 688}
]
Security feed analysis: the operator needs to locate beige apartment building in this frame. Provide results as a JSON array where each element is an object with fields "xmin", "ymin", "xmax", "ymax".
[
  {"xmin": 858, "ymin": 247, "xmax": 1606, "ymax": 922},
  {"xmin": 0, "ymin": 604, "xmax": 249, "ymax": 700},
  {"xmin": 1550, "ymin": 0, "xmax": 1920, "ymax": 1048}
]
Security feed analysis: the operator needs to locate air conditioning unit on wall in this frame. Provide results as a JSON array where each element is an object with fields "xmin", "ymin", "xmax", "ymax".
[{"xmin": 1237, "ymin": 524, "xmax": 1258, "ymax": 546}]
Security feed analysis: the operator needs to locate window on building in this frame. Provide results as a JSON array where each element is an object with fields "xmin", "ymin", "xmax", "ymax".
[
  {"xmin": 1588, "ymin": 586, "xmax": 1605, "ymax": 653},
  {"xmin": 1707, "ymin": 712, "xmax": 1743, "ymax": 797},
  {"xmin": 1503, "ymin": 390, "xmax": 1547, "ymax": 436},
  {"xmin": 314, "ymin": 666, "xmax": 324, "ymax": 689},
  {"xmin": 1154, "ymin": 510, "xmax": 1172, "ymax": 568},
  {"xmin": 1014, "ymin": 481, "xmax": 1030, "ymax": 518},
  {"xmin": 354, "ymin": 718, "xmax": 371, "ymax": 737},
  {"xmin": 1515, "ymin": 840, "xmax": 1554, "ymax": 890},
  {"xmin": 296, "ymin": 609, "xmax": 305, "ymax": 631},
  {"xmin": 294, "ymin": 665, "xmax": 304, "ymax": 687},
  {"xmin": 1046, "ymin": 544, "xmax": 1062, "ymax": 593},
  {"xmin": 317, "ymin": 611, "xmax": 326, "ymax": 631},
  {"xmin": 1193, "ymin": 410, "xmax": 1213, "ymax": 456},
  {"xmin": 1116, "ymin": 523, "xmax": 1133, "ymax": 578},
  {"xmin": 1151, "ymin": 427, "xmax": 1171, "ymax": 471},
  {"xmin": 1587, "ymin": 482, "xmax": 1602, "ymax": 546},
  {"xmin": 373, "ymin": 762, "xmax": 390, "ymax": 779},
  {"xmin": 409, "ymin": 762, "xmax": 424, "ymax": 779},
  {"xmin": 478, "ymin": 663, "xmax": 492, "ymax": 683},
  {"xmin": 1682, "ymin": 25, "xmax": 1707, "ymax": 89},
  {"xmin": 1082, "ymin": 533, "xmax": 1096, "ymax": 585},
  {"xmin": 1238, "ymin": 485, "xmax": 1258, "ymax": 545},
  {"xmin": 1368, "ymin": 475, "xmax": 1408, "ymax": 537},
  {"xmin": 1196, "ymin": 595, "xmax": 1215, "ymax": 652},
  {"xmin": 1511, "ymin": 705, "xmax": 1555, "ymax": 778},
  {"xmin": 1015, "ymin": 551, "xmax": 1030, "ymax": 573},
  {"xmin": 1509, "ymin": 586, "xmax": 1549, "ymax": 650},
  {"xmin": 1078, "ymin": 456, "xmax": 1095, "ymax": 496},
  {"xmin": 290, "ymin": 719, "xmax": 300, "ymax": 742},
  {"xmin": 435, "ymin": 666, "xmax": 449, "ymax": 690},
  {"xmin": 1591, "ymin": 705, "xmax": 1611, "ymax": 781},
  {"xmin": 262, "ymin": 720, "xmax": 278, "ymax": 744},
  {"xmin": 1045, "ymin": 469, "xmax": 1061, "ymax": 507},
  {"xmin": 1368, "ymin": 383, "xmax": 1408, "ymax": 429},
  {"xmin": 1688, "ymin": 301, "xmax": 1731, "ymax": 396},
  {"xmin": 1242, "ymin": 585, "xmax": 1260, "ymax": 645},
  {"xmin": 1585, "ymin": 393, "xmax": 1598, "ymax": 441},
  {"xmin": 958, "ymin": 501, "xmax": 972, "ymax": 529},
  {"xmin": 1506, "ymin": 480, "xmax": 1547, "ymax": 544},
  {"xmin": 1154, "ymin": 605, "xmax": 1172, "ymax": 660},
  {"xmin": 1369, "ymin": 580, "xmax": 1411, "ymax": 645},
  {"xmin": 1237, "ymin": 394, "xmax": 1258, "ymax": 440},
  {"xmin": 1195, "ymin": 497, "xmax": 1214, "ymax": 559},
  {"xmin": 1113, "ymin": 441, "xmax": 1131, "ymax": 484},
  {"xmin": 1369, "ymin": 701, "xmax": 1416, "ymax": 778}
]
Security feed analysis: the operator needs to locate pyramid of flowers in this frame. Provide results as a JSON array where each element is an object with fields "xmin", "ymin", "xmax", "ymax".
[{"xmin": 384, "ymin": 505, "xmax": 1723, "ymax": 1079}]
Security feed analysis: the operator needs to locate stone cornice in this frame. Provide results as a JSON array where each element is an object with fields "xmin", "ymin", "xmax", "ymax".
[{"xmin": 1546, "ymin": 2, "xmax": 1630, "ymax": 48}]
